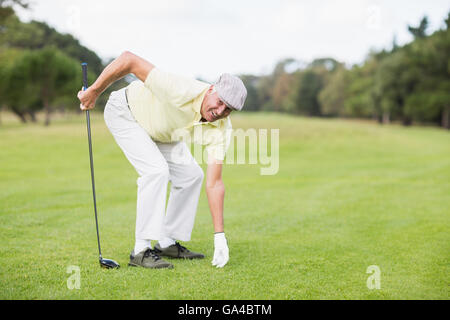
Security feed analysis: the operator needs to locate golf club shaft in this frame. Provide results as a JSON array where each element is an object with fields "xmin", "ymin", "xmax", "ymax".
[{"xmin": 82, "ymin": 63, "xmax": 103, "ymax": 260}]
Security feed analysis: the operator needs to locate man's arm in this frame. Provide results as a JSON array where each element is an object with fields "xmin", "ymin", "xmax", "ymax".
[
  {"xmin": 206, "ymin": 156, "xmax": 229, "ymax": 268},
  {"xmin": 206, "ymin": 160, "xmax": 225, "ymax": 233},
  {"xmin": 78, "ymin": 51, "xmax": 154, "ymax": 110}
]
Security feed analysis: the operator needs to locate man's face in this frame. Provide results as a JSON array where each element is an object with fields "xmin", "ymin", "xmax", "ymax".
[{"xmin": 200, "ymin": 86, "xmax": 233, "ymax": 122}]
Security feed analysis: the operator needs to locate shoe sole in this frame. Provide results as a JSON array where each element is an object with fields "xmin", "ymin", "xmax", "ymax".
[
  {"xmin": 159, "ymin": 254, "xmax": 205, "ymax": 260},
  {"xmin": 154, "ymin": 245, "xmax": 205, "ymax": 260},
  {"xmin": 128, "ymin": 262, "xmax": 174, "ymax": 269}
]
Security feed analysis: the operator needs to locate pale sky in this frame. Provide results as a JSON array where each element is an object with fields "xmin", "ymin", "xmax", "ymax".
[{"xmin": 15, "ymin": 0, "xmax": 450, "ymax": 81}]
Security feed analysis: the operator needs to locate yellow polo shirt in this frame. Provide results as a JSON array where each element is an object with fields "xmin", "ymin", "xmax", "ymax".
[{"xmin": 126, "ymin": 68, "xmax": 232, "ymax": 161}]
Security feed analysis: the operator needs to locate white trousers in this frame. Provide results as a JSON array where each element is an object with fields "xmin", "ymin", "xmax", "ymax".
[{"xmin": 103, "ymin": 88, "xmax": 204, "ymax": 242}]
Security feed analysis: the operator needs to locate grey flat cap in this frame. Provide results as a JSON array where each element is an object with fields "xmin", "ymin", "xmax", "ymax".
[{"xmin": 214, "ymin": 74, "xmax": 247, "ymax": 111}]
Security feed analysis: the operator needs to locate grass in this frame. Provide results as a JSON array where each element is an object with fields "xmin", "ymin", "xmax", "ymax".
[{"xmin": 0, "ymin": 111, "xmax": 449, "ymax": 299}]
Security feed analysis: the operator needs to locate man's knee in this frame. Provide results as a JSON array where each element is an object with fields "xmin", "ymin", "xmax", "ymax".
[
  {"xmin": 139, "ymin": 163, "xmax": 170, "ymax": 181},
  {"xmin": 154, "ymin": 164, "xmax": 170, "ymax": 179},
  {"xmin": 190, "ymin": 163, "xmax": 204, "ymax": 183}
]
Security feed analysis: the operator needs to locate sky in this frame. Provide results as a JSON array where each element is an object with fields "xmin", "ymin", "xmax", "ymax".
[{"xmin": 15, "ymin": 0, "xmax": 450, "ymax": 81}]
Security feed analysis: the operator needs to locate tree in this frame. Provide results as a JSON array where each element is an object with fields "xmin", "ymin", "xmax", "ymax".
[
  {"xmin": 0, "ymin": 0, "xmax": 28, "ymax": 7},
  {"xmin": 309, "ymin": 57, "xmax": 340, "ymax": 72},
  {"xmin": 402, "ymin": 21, "xmax": 450, "ymax": 128},
  {"xmin": 271, "ymin": 59, "xmax": 297, "ymax": 112},
  {"xmin": 255, "ymin": 74, "xmax": 275, "ymax": 112},
  {"xmin": 446, "ymin": 11, "xmax": 450, "ymax": 29},
  {"xmin": 1, "ymin": 13, "xmax": 104, "ymax": 75},
  {"xmin": 0, "ymin": 0, "xmax": 28, "ymax": 22},
  {"xmin": 28, "ymin": 47, "xmax": 81, "ymax": 125},
  {"xmin": 344, "ymin": 63, "xmax": 376, "ymax": 119},
  {"xmin": 0, "ymin": 48, "xmax": 38, "ymax": 123},
  {"xmin": 239, "ymin": 74, "xmax": 260, "ymax": 111},
  {"xmin": 0, "ymin": 8, "xmax": 115, "ymax": 123},
  {"xmin": 319, "ymin": 66, "xmax": 349, "ymax": 117},
  {"xmin": 290, "ymin": 69, "xmax": 324, "ymax": 116},
  {"xmin": 408, "ymin": 16, "xmax": 429, "ymax": 39},
  {"xmin": 28, "ymin": 20, "xmax": 104, "ymax": 74},
  {"xmin": 250, "ymin": 58, "xmax": 300, "ymax": 113},
  {"xmin": 373, "ymin": 51, "xmax": 409, "ymax": 124},
  {"xmin": 273, "ymin": 72, "xmax": 295, "ymax": 112},
  {"xmin": 2, "ymin": 47, "xmax": 81, "ymax": 125}
]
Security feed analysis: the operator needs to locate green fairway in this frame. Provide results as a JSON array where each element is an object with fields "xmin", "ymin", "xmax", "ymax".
[{"xmin": 0, "ymin": 112, "xmax": 449, "ymax": 299}]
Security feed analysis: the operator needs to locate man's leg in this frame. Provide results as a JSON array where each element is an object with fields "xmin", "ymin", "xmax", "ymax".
[
  {"xmin": 104, "ymin": 88, "xmax": 169, "ymax": 253},
  {"xmin": 157, "ymin": 142, "xmax": 204, "ymax": 244}
]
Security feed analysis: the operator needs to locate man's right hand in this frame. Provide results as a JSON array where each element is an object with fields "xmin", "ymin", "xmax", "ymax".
[{"xmin": 77, "ymin": 87, "xmax": 98, "ymax": 111}]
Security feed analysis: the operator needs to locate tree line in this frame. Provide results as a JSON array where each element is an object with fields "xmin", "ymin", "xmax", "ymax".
[
  {"xmin": 240, "ymin": 13, "xmax": 450, "ymax": 129},
  {"xmin": 1, "ymin": 1, "xmax": 449, "ymax": 129},
  {"xmin": 0, "ymin": 0, "xmax": 126, "ymax": 125}
]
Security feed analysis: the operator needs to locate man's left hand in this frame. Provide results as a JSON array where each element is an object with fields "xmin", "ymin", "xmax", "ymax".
[{"xmin": 212, "ymin": 232, "xmax": 229, "ymax": 268}]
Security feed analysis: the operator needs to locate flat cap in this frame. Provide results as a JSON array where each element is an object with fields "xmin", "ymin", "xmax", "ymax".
[{"xmin": 214, "ymin": 74, "xmax": 247, "ymax": 111}]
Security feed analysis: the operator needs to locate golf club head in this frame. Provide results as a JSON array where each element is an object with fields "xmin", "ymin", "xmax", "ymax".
[{"xmin": 99, "ymin": 258, "xmax": 120, "ymax": 269}]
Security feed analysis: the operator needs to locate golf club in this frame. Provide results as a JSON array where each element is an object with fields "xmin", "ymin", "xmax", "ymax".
[{"xmin": 82, "ymin": 62, "xmax": 120, "ymax": 269}]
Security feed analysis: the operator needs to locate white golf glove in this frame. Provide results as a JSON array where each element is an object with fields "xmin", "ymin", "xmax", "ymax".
[{"xmin": 212, "ymin": 232, "xmax": 229, "ymax": 268}]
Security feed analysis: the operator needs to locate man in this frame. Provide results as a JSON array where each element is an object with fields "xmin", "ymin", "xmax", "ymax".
[{"xmin": 77, "ymin": 51, "xmax": 247, "ymax": 269}]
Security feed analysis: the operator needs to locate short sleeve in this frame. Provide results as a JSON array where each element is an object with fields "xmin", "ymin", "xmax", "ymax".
[
  {"xmin": 144, "ymin": 68, "xmax": 209, "ymax": 107},
  {"xmin": 204, "ymin": 118, "xmax": 233, "ymax": 161}
]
